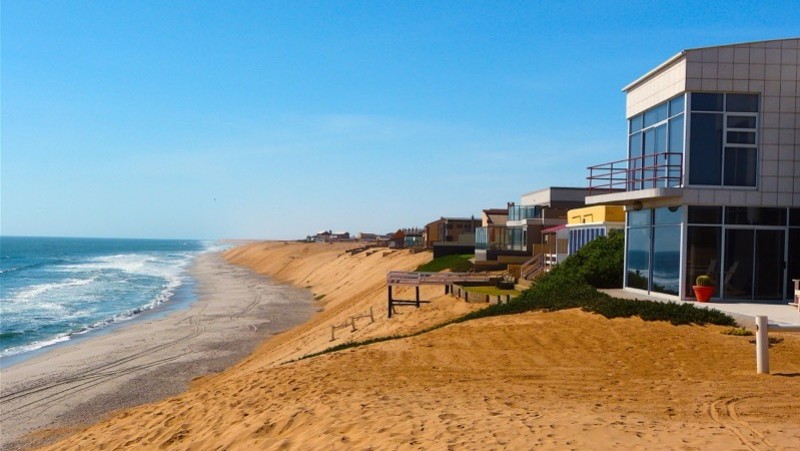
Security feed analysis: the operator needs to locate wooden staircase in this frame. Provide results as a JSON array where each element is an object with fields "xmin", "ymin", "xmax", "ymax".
[{"xmin": 519, "ymin": 254, "xmax": 546, "ymax": 282}]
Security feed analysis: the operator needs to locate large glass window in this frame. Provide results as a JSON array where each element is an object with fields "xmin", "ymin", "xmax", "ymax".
[
  {"xmin": 626, "ymin": 207, "xmax": 682, "ymax": 294},
  {"xmin": 688, "ymin": 206, "xmax": 722, "ymax": 224},
  {"xmin": 692, "ymin": 93, "xmax": 723, "ymax": 111},
  {"xmin": 628, "ymin": 94, "xmax": 685, "ymax": 190},
  {"xmin": 506, "ymin": 227, "xmax": 525, "ymax": 251},
  {"xmin": 686, "ymin": 226, "xmax": 722, "ymax": 298},
  {"xmin": 689, "ymin": 92, "xmax": 758, "ymax": 187},
  {"xmin": 688, "ymin": 113, "xmax": 723, "ymax": 185},
  {"xmin": 652, "ymin": 226, "xmax": 680, "ymax": 295},
  {"xmin": 626, "ymin": 227, "xmax": 650, "ymax": 290},
  {"xmin": 725, "ymin": 207, "xmax": 786, "ymax": 226}
]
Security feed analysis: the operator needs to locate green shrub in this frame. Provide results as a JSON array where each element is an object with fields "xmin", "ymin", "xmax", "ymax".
[{"xmin": 549, "ymin": 230, "xmax": 624, "ymax": 288}]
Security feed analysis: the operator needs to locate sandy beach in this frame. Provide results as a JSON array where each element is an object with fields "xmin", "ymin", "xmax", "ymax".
[
  {"xmin": 9, "ymin": 242, "xmax": 800, "ymax": 449},
  {"xmin": 0, "ymin": 251, "xmax": 315, "ymax": 450}
]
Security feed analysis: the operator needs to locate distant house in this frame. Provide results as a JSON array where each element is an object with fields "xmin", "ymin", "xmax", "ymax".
[
  {"xmin": 356, "ymin": 232, "xmax": 378, "ymax": 241},
  {"xmin": 481, "ymin": 208, "xmax": 508, "ymax": 227},
  {"xmin": 388, "ymin": 228, "xmax": 424, "ymax": 249},
  {"xmin": 565, "ymin": 205, "xmax": 625, "ymax": 255},
  {"xmin": 475, "ymin": 187, "xmax": 590, "ymax": 268},
  {"xmin": 424, "ymin": 217, "xmax": 479, "ymax": 257},
  {"xmin": 541, "ymin": 224, "xmax": 569, "ymax": 270},
  {"xmin": 310, "ymin": 230, "xmax": 351, "ymax": 243},
  {"xmin": 529, "ymin": 206, "xmax": 625, "ymax": 273},
  {"xmin": 402, "ymin": 228, "xmax": 425, "ymax": 248},
  {"xmin": 585, "ymin": 38, "xmax": 800, "ymax": 301}
]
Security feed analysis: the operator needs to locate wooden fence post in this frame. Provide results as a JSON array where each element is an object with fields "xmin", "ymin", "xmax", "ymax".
[{"xmin": 388, "ymin": 285, "xmax": 393, "ymax": 318}]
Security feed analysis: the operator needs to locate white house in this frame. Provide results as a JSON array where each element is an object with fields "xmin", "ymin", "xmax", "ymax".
[{"xmin": 586, "ymin": 38, "xmax": 800, "ymax": 301}]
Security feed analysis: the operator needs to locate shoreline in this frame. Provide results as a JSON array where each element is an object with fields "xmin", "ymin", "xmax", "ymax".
[
  {"xmin": 19, "ymin": 242, "xmax": 800, "ymax": 449},
  {"xmin": 1, "ymin": 271, "xmax": 199, "ymax": 370},
  {"xmin": 0, "ymin": 251, "xmax": 316, "ymax": 450}
]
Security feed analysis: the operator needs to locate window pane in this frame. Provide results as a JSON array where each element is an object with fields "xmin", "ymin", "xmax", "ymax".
[
  {"xmin": 727, "ymin": 115, "xmax": 757, "ymax": 129},
  {"xmin": 689, "ymin": 113, "xmax": 723, "ymax": 185},
  {"xmin": 691, "ymin": 93, "xmax": 724, "ymax": 111},
  {"xmin": 688, "ymin": 206, "xmax": 722, "ymax": 224},
  {"xmin": 725, "ymin": 207, "xmax": 786, "ymax": 225},
  {"xmin": 654, "ymin": 124, "xmax": 667, "ymax": 152},
  {"xmin": 668, "ymin": 116, "xmax": 684, "ymax": 152},
  {"xmin": 652, "ymin": 125, "xmax": 668, "ymax": 186},
  {"xmin": 754, "ymin": 230, "xmax": 785, "ymax": 300},
  {"xmin": 686, "ymin": 226, "xmax": 721, "ymax": 298},
  {"xmin": 723, "ymin": 147, "xmax": 757, "ymax": 186},
  {"xmin": 669, "ymin": 95, "xmax": 685, "ymax": 116},
  {"xmin": 791, "ymin": 208, "xmax": 800, "ymax": 226},
  {"xmin": 654, "ymin": 206, "xmax": 682, "ymax": 224},
  {"xmin": 644, "ymin": 128, "xmax": 656, "ymax": 154},
  {"xmin": 727, "ymin": 131, "xmax": 756, "ymax": 144},
  {"xmin": 629, "ymin": 132, "xmax": 642, "ymax": 158},
  {"xmin": 644, "ymin": 103, "xmax": 668, "ymax": 127},
  {"xmin": 726, "ymin": 94, "xmax": 759, "ymax": 112},
  {"xmin": 724, "ymin": 229, "xmax": 755, "ymax": 300},
  {"xmin": 652, "ymin": 225, "xmax": 681, "ymax": 295},
  {"xmin": 628, "ymin": 210, "xmax": 651, "ymax": 226},
  {"xmin": 626, "ymin": 227, "xmax": 650, "ymax": 290},
  {"xmin": 630, "ymin": 114, "xmax": 643, "ymax": 133}
]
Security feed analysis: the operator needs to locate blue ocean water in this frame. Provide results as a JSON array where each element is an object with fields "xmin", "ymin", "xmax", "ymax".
[{"xmin": 0, "ymin": 237, "xmax": 223, "ymax": 360}]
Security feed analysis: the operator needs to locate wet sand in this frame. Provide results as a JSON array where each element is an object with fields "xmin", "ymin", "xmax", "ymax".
[{"xmin": 0, "ymin": 252, "xmax": 315, "ymax": 450}]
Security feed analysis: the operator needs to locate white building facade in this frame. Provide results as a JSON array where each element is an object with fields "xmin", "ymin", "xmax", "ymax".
[{"xmin": 587, "ymin": 38, "xmax": 800, "ymax": 301}]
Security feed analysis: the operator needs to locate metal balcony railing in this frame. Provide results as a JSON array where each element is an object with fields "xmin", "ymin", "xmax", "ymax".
[{"xmin": 587, "ymin": 152, "xmax": 683, "ymax": 194}]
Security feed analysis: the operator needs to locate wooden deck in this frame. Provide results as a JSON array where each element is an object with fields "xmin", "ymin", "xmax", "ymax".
[
  {"xmin": 386, "ymin": 271, "xmax": 496, "ymax": 286},
  {"xmin": 386, "ymin": 271, "xmax": 500, "ymax": 318}
]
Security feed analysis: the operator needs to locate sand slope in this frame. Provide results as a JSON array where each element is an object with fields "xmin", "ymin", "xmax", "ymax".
[{"xmin": 39, "ymin": 242, "xmax": 800, "ymax": 450}]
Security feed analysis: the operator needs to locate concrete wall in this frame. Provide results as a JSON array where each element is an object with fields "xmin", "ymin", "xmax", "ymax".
[{"xmin": 626, "ymin": 58, "xmax": 687, "ymax": 117}]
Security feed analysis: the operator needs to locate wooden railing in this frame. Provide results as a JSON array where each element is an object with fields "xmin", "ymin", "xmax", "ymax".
[
  {"xmin": 519, "ymin": 254, "xmax": 545, "ymax": 281},
  {"xmin": 386, "ymin": 271, "xmax": 495, "ymax": 286}
]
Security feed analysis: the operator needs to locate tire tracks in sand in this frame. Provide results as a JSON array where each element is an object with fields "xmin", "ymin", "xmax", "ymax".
[
  {"xmin": 0, "ymin": 320, "xmax": 207, "ymax": 420},
  {"xmin": 707, "ymin": 396, "xmax": 775, "ymax": 450}
]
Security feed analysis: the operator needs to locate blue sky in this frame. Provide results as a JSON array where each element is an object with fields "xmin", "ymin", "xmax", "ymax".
[{"xmin": 2, "ymin": 1, "xmax": 798, "ymax": 239}]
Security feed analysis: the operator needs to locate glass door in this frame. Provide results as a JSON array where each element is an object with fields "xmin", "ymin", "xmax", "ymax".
[
  {"xmin": 754, "ymin": 230, "xmax": 785, "ymax": 300},
  {"xmin": 723, "ymin": 229, "xmax": 785, "ymax": 300}
]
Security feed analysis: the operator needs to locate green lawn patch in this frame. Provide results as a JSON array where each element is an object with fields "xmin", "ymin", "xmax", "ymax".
[{"xmin": 415, "ymin": 254, "xmax": 474, "ymax": 273}]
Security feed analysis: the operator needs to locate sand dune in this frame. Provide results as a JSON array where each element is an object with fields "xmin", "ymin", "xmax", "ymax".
[{"xmin": 37, "ymin": 242, "xmax": 800, "ymax": 450}]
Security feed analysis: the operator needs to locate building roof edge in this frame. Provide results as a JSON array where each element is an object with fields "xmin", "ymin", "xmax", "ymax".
[{"xmin": 622, "ymin": 37, "xmax": 800, "ymax": 93}]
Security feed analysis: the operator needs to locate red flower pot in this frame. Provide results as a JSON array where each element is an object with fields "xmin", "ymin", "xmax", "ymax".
[{"xmin": 693, "ymin": 285, "xmax": 715, "ymax": 302}]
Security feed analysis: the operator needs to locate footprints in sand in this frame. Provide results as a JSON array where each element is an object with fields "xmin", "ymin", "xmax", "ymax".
[{"xmin": 706, "ymin": 397, "xmax": 774, "ymax": 450}]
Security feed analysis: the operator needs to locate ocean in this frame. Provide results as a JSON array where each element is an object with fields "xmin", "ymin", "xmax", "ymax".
[{"xmin": 0, "ymin": 236, "xmax": 224, "ymax": 361}]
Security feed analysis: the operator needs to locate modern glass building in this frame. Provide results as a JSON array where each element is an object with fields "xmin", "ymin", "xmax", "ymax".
[
  {"xmin": 586, "ymin": 38, "xmax": 800, "ymax": 301},
  {"xmin": 475, "ymin": 187, "xmax": 589, "ymax": 264}
]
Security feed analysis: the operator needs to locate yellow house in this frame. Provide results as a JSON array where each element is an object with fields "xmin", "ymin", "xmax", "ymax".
[{"xmin": 565, "ymin": 205, "xmax": 625, "ymax": 255}]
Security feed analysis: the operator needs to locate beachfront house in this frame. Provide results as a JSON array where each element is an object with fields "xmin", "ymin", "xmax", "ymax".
[
  {"xmin": 530, "ymin": 205, "xmax": 625, "ymax": 272},
  {"xmin": 474, "ymin": 187, "xmax": 589, "ymax": 272},
  {"xmin": 565, "ymin": 205, "xmax": 625, "ymax": 256},
  {"xmin": 424, "ymin": 217, "xmax": 479, "ymax": 257},
  {"xmin": 586, "ymin": 38, "xmax": 800, "ymax": 301}
]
